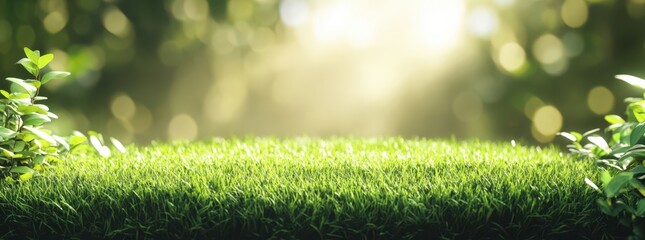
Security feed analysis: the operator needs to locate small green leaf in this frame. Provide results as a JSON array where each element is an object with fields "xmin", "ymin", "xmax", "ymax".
[
  {"xmin": 588, "ymin": 135, "xmax": 610, "ymax": 153},
  {"xmin": 0, "ymin": 90, "xmax": 10, "ymax": 99},
  {"xmin": 17, "ymin": 105, "xmax": 48, "ymax": 115},
  {"xmin": 605, "ymin": 115, "xmax": 626, "ymax": 125},
  {"xmin": 557, "ymin": 132, "xmax": 577, "ymax": 142},
  {"xmin": 34, "ymin": 104, "xmax": 49, "ymax": 112},
  {"xmin": 33, "ymin": 155, "xmax": 45, "ymax": 165},
  {"xmin": 582, "ymin": 128, "xmax": 600, "ymax": 137},
  {"xmin": 629, "ymin": 102, "xmax": 645, "ymax": 123},
  {"xmin": 18, "ymin": 151, "xmax": 35, "ymax": 158},
  {"xmin": 47, "ymin": 112, "xmax": 58, "ymax": 119},
  {"xmin": 90, "ymin": 135, "xmax": 110, "ymax": 157},
  {"xmin": 6, "ymin": 78, "xmax": 37, "ymax": 96},
  {"xmin": 13, "ymin": 141, "xmax": 25, "ymax": 152},
  {"xmin": 617, "ymin": 74, "xmax": 645, "ymax": 89},
  {"xmin": 10, "ymin": 166, "xmax": 33, "ymax": 174},
  {"xmin": 597, "ymin": 198, "xmax": 613, "ymax": 216},
  {"xmin": 22, "ymin": 113, "xmax": 51, "ymax": 126},
  {"xmin": 23, "ymin": 126, "xmax": 57, "ymax": 145},
  {"xmin": 110, "ymin": 137, "xmax": 127, "ymax": 153},
  {"xmin": 0, "ymin": 147, "xmax": 14, "ymax": 157},
  {"xmin": 43, "ymin": 146, "xmax": 57, "ymax": 154},
  {"xmin": 37, "ymin": 54, "xmax": 53, "ymax": 69},
  {"xmin": 23, "ymin": 47, "xmax": 39, "ymax": 63},
  {"xmin": 604, "ymin": 172, "xmax": 634, "ymax": 198},
  {"xmin": 8, "ymin": 92, "xmax": 32, "ymax": 101},
  {"xmin": 26, "ymin": 79, "xmax": 41, "ymax": 89},
  {"xmin": 16, "ymin": 58, "xmax": 38, "ymax": 77},
  {"xmin": 20, "ymin": 133, "xmax": 36, "ymax": 142},
  {"xmin": 41, "ymin": 71, "xmax": 70, "ymax": 85},
  {"xmin": 636, "ymin": 200, "xmax": 645, "ymax": 216},
  {"xmin": 584, "ymin": 178, "xmax": 601, "ymax": 192},
  {"xmin": 632, "ymin": 122, "xmax": 645, "ymax": 145},
  {"xmin": 19, "ymin": 172, "xmax": 33, "ymax": 181},
  {"xmin": 609, "ymin": 145, "xmax": 631, "ymax": 156},
  {"xmin": 600, "ymin": 171, "xmax": 612, "ymax": 187},
  {"xmin": 46, "ymin": 155, "xmax": 61, "ymax": 164},
  {"xmin": 53, "ymin": 135, "xmax": 69, "ymax": 149},
  {"xmin": 630, "ymin": 165, "xmax": 645, "ymax": 175},
  {"xmin": 570, "ymin": 132, "xmax": 582, "ymax": 142},
  {"xmin": 98, "ymin": 146, "xmax": 111, "ymax": 157},
  {"xmin": 0, "ymin": 127, "xmax": 17, "ymax": 139},
  {"xmin": 68, "ymin": 134, "xmax": 87, "ymax": 146}
]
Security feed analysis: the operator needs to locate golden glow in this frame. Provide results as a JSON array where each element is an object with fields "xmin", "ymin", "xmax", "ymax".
[
  {"xmin": 561, "ymin": 0, "xmax": 588, "ymax": 28},
  {"xmin": 102, "ymin": 7, "xmax": 132, "ymax": 38},
  {"xmin": 523, "ymin": 96, "xmax": 544, "ymax": 119},
  {"xmin": 533, "ymin": 34, "xmax": 568, "ymax": 75},
  {"xmin": 468, "ymin": 6, "xmax": 499, "ymax": 38},
  {"xmin": 280, "ymin": 0, "xmax": 309, "ymax": 27},
  {"xmin": 531, "ymin": 124, "xmax": 554, "ymax": 143},
  {"xmin": 110, "ymin": 93, "xmax": 136, "ymax": 121},
  {"xmin": 43, "ymin": 11, "xmax": 67, "ymax": 34},
  {"xmin": 532, "ymin": 105, "xmax": 563, "ymax": 138},
  {"xmin": 168, "ymin": 114, "xmax": 198, "ymax": 140},
  {"xmin": 288, "ymin": 0, "xmax": 466, "ymax": 51},
  {"xmin": 417, "ymin": 0, "xmax": 465, "ymax": 50},
  {"xmin": 587, "ymin": 86, "xmax": 615, "ymax": 115},
  {"xmin": 498, "ymin": 42, "xmax": 526, "ymax": 73},
  {"xmin": 533, "ymin": 34, "xmax": 564, "ymax": 65}
]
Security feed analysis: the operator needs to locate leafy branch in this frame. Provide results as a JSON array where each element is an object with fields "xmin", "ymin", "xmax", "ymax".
[
  {"xmin": 561, "ymin": 74, "xmax": 645, "ymax": 239},
  {"xmin": 0, "ymin": 47, "xmax": 125, "ymax": 181}
]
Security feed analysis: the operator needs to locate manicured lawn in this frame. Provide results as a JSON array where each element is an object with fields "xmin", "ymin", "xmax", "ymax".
[{"xmin": 0, "ymin": 137, "xmax": 623, "ymax": 239}]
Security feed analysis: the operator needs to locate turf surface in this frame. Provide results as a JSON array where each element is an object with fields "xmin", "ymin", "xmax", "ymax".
[{"xmin": 0, "ymin": 137, "xmax": 624, "ymax": 239}]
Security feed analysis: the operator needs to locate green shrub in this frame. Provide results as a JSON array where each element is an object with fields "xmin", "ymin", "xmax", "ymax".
[
  {"xmin": 0, "ymin": 47, "xmax": 124, "ymax": 181},
  {"xmin": 560, "ymin": 74, "xmax": 645, "ymax": 239}
]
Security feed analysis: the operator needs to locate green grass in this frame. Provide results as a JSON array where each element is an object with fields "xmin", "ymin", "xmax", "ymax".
[{"xmin": 0, "ymin": 137, "xmax": 624, "ymax": 239}]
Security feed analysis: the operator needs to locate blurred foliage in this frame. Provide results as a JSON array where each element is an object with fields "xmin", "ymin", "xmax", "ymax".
[{"xmin": 0, "ymin": 0, "xmax": 644, "ymax": 144}]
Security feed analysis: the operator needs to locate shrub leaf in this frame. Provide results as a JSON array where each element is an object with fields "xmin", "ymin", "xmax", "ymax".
[
  {"xmin": 10, "ymin": 166, "xmax": 33, "ymax": 174},
  {"xmin": 617, "ymin": 74, "xmax": 645, "ymax": 89},
  {"xmin": 37, "ymin": 54, "xmax": 53, "ymax": 69},
  {"xmin": 604, "ymin": 172, "xmax": 634, "ymax": 198},
  {"xmin": 588, "ymin": 135, "xmax": 611, "ymax": 153},
  {"xmin": 5, "ymin": 78, "xmax": 37, "ymax": 96},
  {"xmin": 585, "ymin": 178, "xmax": 601, "ymax": 192},
  {"xmin": 632, "ymin": 123, "xmax": 645, "ymax": 145},
  {"xmin": 41, "ymin": 71, "xmax": 70, "ymax": 85},
  {"xmin": 23, "ymin": 126, "xmax": 56, "ymax": 145},
  {"xmin": 110, "ymin": 137, "xmax": 127, "ymax": 153},
  {"xmin": 605, "ymin": 115, "xmax": 626, "ymax": 125},
  {"xmin": 558, "ymin": 132, "xmax": 577, "ymax": 142}
]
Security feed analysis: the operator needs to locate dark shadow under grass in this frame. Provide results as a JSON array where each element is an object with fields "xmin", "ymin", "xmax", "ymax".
[{"xmin": 0, "ymin": 138, "xmax": 627, "ymax": 239}]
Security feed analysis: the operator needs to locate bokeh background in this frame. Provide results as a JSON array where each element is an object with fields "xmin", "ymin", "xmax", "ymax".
[{"xmin": 0, "ymin": 0, "xmax": 642, "ymax": 145}]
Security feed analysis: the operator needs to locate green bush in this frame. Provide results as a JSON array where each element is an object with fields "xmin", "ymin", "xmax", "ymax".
[
  {"xmin": 0, "ymin": 48, "xmax": 124, "ymax": 181},
  {"xmin": 560, "ymin": 74, "xmax": 645, "ymax": 239}
]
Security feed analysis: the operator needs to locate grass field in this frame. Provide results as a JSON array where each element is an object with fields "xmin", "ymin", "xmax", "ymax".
[{"xmin": 0, "ymin": 137, "xmax": 624, "ymax": 239}]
